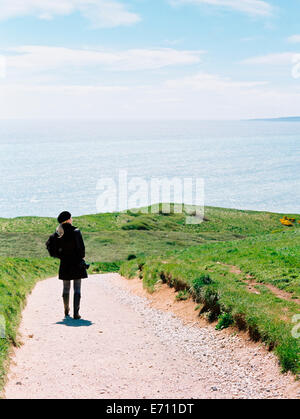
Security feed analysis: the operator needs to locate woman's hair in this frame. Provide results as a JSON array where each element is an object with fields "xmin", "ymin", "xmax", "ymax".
[{"xmin": 56, "ymin": 221, "xmax": 69, "ymax": 238}]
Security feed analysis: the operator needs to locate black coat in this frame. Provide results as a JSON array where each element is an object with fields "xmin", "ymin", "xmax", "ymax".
[{"xmin": 57, "ymin": 224, "xmax": 88, "ymax": 281}]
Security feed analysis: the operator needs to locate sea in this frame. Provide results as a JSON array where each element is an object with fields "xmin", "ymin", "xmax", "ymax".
[{"xmin": 0, "ymin": 119, "xmax": 299, "ymax": 218}]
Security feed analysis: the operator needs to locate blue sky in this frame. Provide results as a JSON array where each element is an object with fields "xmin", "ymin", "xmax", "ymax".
[{"xmin": 0, "ymin": 0, "xmax": 300, "ymax": 119}]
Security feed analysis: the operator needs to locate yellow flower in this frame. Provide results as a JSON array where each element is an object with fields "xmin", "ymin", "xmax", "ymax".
[{"xmin": 280, "ymin": 218, "xmax": 293, "ymax": 226}]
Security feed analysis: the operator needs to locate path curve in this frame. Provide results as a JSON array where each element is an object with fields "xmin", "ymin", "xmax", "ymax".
[{"xmin": 4, "ymin": 274, "xmax": 300, "ymax": 399}]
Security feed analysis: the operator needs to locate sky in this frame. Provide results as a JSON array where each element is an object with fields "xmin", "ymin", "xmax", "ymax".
[{"xmin": 0, "ymin": 0, "xmax": 300, "ymax": 120}]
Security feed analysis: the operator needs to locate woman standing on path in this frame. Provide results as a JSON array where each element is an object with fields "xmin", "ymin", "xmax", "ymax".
[{"xmin": 56, "ymin": 211, "xmax": 88, "ymax": 320}]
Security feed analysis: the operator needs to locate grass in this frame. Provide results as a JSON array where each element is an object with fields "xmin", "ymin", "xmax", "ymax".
[
  {"xmin": 1, "ymin": 204, "xmax": 299, "ymax": 235},
  {"xmin": 1, "ymin": 203, "xmax": 300, "ymax": 391},
  {"xmin": 0, "ymin": 231, "xmax": 212, "ymax": 261},
  {"xmin": 0, "ymin": 257, "xmax": 58, "ymax": 390},
  {"xmin": 176, "ymin": 289, "xmax": 190, "ymax": 301},
  {"xmin": 1, "ymin": 204, "xmax": 299, "ymax": 262},
  {"xmin": 120, "ymin": 228, "xmax": 300, "ymax": 374}
]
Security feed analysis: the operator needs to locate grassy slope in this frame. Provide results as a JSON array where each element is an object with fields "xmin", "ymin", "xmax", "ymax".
[
  {"xmin": 0, "ymin": 205, "xmax": 299, "ymax": 262},
  {"xmin": 0, "ymin": 257, "xmax": 58, "ymax": 390},
  {"xmin": 1, "ymin": 205, "xmax": 298, "ymax": 235},
  {"xmin": 0, "ymin": 204, "xmax": 299, "ymax": 389},
  {"xmin": 120, "ymin": 227, "xmax": 300, "ymax": 374}
]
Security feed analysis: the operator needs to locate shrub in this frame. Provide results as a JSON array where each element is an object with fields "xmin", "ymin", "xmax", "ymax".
[
  {"xmin": 176, "ymin": 290, "xmax": 190, "ymax": 301},
  {"xmin": 280, "ymin": 218, "xmax": 293, "ymax": 227},
  {"xmin": 127, "ymin": 254, "xmax": 137, "ymax": 261},
  {"xmin": 191, "ymin": 274, "xmax": 213, "ymax": 301},
  {"xmin": 216, "ymin": 312, "xmax": 234, "ymax": 330},
  {"xmin": 90, "ymin": 261, "xmax": 122, "ymax": 273}
]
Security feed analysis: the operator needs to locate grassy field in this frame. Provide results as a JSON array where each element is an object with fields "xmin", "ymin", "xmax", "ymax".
[
  {"xmin": 0, "ymin": 205, "xmax": 299, "ymax": 262},
  {"xmin": 0, "ymin": 204, "xmax": 300, "ymax": 390}
]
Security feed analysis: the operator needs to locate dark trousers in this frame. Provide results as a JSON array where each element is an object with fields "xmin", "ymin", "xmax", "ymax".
[
  {"xmin": 62, "ymin": 279, "xmax": 82, "ymax": 296},
  {"xmin": 62, "ymin": 280, "xmax": 82, "ymax": 315}
]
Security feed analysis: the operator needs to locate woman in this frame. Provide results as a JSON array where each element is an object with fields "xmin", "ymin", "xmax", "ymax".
[{"xmin": 56, "ymin": 211, "xmax": 88, "ymax": 319}]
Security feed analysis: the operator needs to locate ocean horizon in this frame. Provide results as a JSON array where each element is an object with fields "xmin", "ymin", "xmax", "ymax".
[{"xmin": 1, "ymin": 119, "xmax": 300, "ymax": 218}]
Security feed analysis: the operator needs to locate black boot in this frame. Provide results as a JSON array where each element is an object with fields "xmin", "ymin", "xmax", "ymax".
[
  {"xmin": 63, "ymin": 294, "xmax": 70, "ymax": 317},
  {"xmin": 73, "ymin": 293, "xmax": 81, "ymax": 320}
]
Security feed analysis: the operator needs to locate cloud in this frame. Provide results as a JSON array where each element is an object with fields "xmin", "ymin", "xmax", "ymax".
[
  {"xmin": 288, "ymin": 35, "xmax": 300, "ymax": 44},
  {"xmin": 165, "ymin": 72, "xmax": 268, "ymax": 90},
  {"xmin": 2, "ymin": 77, "xmax": 299, "ymax": 120},
  {"xmin": 0, "ymin": 0, "xmax": 141, "ymax": 28},
  {"xmin": 4, "ymin": 45, "xmax": 204, "ymax": 75},
  {"xmin": 241, "ymin": 52, "xmax": 295, "ymax": 65},
  {"xmin": 169, "ymin": 0, "xmax": 273, "ymax": 16}
]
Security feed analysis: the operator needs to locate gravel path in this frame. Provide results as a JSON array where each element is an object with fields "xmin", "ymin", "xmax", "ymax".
[{"xmin": 4, "ymin": 274, "xmax": 299, "ymax": 399}]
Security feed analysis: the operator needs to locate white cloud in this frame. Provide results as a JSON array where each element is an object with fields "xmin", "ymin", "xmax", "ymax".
[
  {"xmin": 165, "ymin": 72, "xmax": 268, "ymax": 90},
  {"xmin": 0, "ymin": 0, "xmax": 141, "ymax": 28},
  {"xmin": 2, "ymin": 68, "xmax": 290, "ymax": 121},
  {"xmin": 288, "ymin": 35, "xmax": 300, "ymax": 44},
  {"xmin": 241, "ymin": 52, "xmax": 295, "ymax": 65},
  {"xmin": 1, "ymin": 78, "xmax": 299, "ymax": 120},
  {"xmin": 169, "ymin": 0, "xmax": 273, "ymax": 16},
  {"xmin": 4, "ymin": 45, "xmax": 204, "ymax": 75}
]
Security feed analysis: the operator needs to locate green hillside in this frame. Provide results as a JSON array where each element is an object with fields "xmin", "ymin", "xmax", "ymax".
[
  {"xmin": 0, "ymin": 204, "xmax": 299, "ymax": 392},
  {"xmin": 0, "ymin": 205, "xmax": 299, "ymax": 262},
  {"xmin": 121, "ymin": 226, "xmax": 300, "ymax": 374}
]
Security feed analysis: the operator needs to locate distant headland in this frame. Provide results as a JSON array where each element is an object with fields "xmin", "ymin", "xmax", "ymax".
[{"xmin": 250, "ymin": 116, "xmax": 300, "ymax": 122}]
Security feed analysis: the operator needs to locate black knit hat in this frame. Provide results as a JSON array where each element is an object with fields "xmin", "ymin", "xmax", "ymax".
[{"xmin": 57, "ymin": 211, "xmax": 71, "ymax": 224}]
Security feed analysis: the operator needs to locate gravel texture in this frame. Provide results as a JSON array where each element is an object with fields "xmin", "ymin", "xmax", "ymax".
[{"xmin": 4, "ymin": 274, "xmax": 300, "ymax": 399}]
